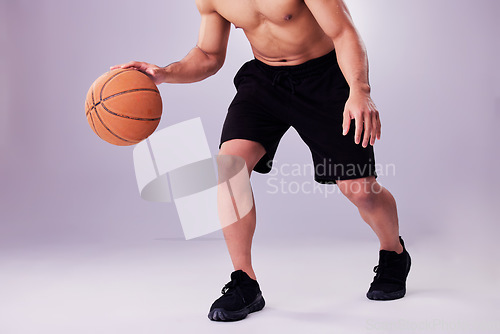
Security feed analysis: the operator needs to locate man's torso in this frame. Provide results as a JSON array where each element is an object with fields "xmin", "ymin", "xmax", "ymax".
[{"xmin": 208, "ymin": 0, "xmax": 335, "ymax": 65}]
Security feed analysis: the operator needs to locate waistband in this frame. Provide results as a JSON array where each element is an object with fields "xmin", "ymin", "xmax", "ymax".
[{"xmin": 253, "ymin": 49, "xmax": 338, "ymax": 78}]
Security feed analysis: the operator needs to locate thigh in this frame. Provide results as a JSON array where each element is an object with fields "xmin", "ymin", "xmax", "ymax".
[
  {"xmin": 220, "ymin": 60, "xmax": 290, "ymax": 174},
  {"xmin": 290, "ymin": 68, "xmax": 376, "ymax": 184},
  {"xmin": 296, "ymin": 117, "xmax": 377, "ymax": 184}
]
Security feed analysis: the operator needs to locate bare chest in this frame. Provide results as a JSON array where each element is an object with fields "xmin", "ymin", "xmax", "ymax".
[{"xmin": 214, "ymin": 0, "xmax": 306, "ymax": 29}]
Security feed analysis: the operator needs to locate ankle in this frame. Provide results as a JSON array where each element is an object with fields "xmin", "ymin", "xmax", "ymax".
[
  {"xmin": 232, "ymin": 264, "xmax": 257, "ymax": 280},
  {"xmin": 380, "ymin": 242, "xmax": 404, "ymax": 254}
]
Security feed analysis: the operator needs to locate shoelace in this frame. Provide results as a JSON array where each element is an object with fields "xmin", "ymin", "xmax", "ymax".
[
  {"xmin": 221, "ymin": 280, "xmax": 236, "ymax": 294},
  {"xmin": 373, "ymin": 260, "xmax": 404, "ymax": 284},
  {"xmin": 221, "ymin": 279, "xmax": 247, "ymax": 303}
]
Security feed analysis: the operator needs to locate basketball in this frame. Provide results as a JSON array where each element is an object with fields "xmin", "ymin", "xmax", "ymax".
[{"xmin": 85, "ymin": 68, "xmax": 162, "ymax": 146}]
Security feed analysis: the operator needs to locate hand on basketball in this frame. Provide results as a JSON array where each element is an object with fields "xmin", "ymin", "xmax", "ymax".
[
  {"xmin": 110, "ymin": 61, "xmax": 165, "ymax": 85},
  {"xmin": 342, "ymin": 92, "xmax": 381, "ymax": 147}
]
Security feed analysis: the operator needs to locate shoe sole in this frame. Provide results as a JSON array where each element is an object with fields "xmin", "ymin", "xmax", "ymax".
[
  {"xmin": 208, "ymin": 293, "xmax": 265, "ymax": 321},
  {"xmin": 366, "ymin": 288, "xmax": 406, "ymax": 300}
]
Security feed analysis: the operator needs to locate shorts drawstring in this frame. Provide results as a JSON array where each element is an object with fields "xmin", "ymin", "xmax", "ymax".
[{"xmin": 272, "ymin": 70, "xmax": 299, "ymax": 94}]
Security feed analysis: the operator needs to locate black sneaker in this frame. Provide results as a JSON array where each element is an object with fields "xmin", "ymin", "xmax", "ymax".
[
  {"xmin": 208, "ymin": 270, "xmax": 265, "ymax": 321},
  {"xmin": 367, "ymin": 236, "xmax": 411, "ymax": 300}
]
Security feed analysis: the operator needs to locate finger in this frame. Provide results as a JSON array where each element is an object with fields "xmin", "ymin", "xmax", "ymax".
[
  {"xmin": 370, "ymin": 112, "xmax": 378, "ymax": 146},
  {"xmin": 376, "ymin": 113, "xmax": 381, "ymax": 140},
  {"xmin": 362, "ymin": 113, "xmax": 372, "ymax": 148},
  {"xmin": 110, "ymin": 61, "xmax": 142, "ymax": 71},
  {"xmin": 342, "ymin": 111, "xmax": 351, "ymax": 136},
  {"xmin": 109, "ymin": 63, "xmax": 128, "ymax": 70},
  {"xmin": 354, "ymin": 115, "xmax": 363, "ymax": 145}
]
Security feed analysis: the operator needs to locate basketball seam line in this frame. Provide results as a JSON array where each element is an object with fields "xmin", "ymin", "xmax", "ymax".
[
  {"xmin": 93, "ymin": 105, "xmax": 139, "ymax": 144},
  {"xmin": 100, "ymin": 69, "xmax": 158, "ymax": 102},
  {"xmin": 100, "ymin": 69, "xmax": 134, "ymax": 97},
  {"xmin": 102, "ymin": 88, "xmax": 160, "ymax": 102},
  {"xmin": 100, "ymin": 101, "xmax": 162, "ymax": 121},
  {"xmin": 88, "ymin": 86, "xmax": 100, "ymax": 136},
  {"xmin": 92, "ymin": 79, "xmax": 138, "ymax": 144},
  {"xmin": 98, "ymin": 69, "xmax": 161, "ymax": 121},
  {"xmin": 86, "ymin": 83, "xmax": 100, "ymax": 117}
]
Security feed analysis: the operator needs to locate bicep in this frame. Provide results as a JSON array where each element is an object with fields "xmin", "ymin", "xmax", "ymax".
[
  {"xmin": 195, "ymin": 1, "xmax": 231, "ymax": 58},
  {"xmin": 304, "ymin": 0, "xmax": 356, "ymax": 40}
]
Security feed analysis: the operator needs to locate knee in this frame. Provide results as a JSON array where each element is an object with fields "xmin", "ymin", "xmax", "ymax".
[
  {"xmin": 338, "ymin": 178, "xmax": 380, "ymax": 209},
  {"xmin": 216, "ymin": 154, "xmax": 247, "ymax": 182},
  {"xmin": 219, "ymin": 139, "xmax": 266, "ymax": 174}
]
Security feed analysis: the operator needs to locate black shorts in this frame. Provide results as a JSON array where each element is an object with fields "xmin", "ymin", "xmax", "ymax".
[{"xmin": 220, "ymin": 50, "xmax": 377, "ymax": 184}]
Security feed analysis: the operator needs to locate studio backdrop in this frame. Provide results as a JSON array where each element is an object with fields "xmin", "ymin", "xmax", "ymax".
[{"xmin": 1, "ymin": 0, "xmax": 499, "ymax": 247}]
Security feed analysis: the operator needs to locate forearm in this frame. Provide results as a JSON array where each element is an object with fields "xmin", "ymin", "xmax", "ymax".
[
  {"xmin": 161, "ymin": 46, "xmax": 223, "ymax": 84},
  {"xmin": 333, "ymin": 29, "xmax": 371, "ymax": 94}
]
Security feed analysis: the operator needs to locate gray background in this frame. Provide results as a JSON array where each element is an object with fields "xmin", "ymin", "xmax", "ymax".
[
  {"xmin": 1, "ymin": 1, "xmax": 499, "ymax": 333},
  {"xmin": 1, "ymin": 0, "xmax": 499, "ymax": 248}
]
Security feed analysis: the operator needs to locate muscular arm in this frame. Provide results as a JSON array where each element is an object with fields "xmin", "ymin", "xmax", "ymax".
[
  {"xmin": 163, "ymin": 0, "xmax": 231, "ymax": 83},
  {"xmin": 112, "ymin": 0, "xmax": 230, "ymax": 84},
  {"xmin": 305, "ymin": 0, "xmax": 381, "ymax": 146},
  {"xmin": 305, "ymin": 0, "xmax": 369, "ymax": 92}
]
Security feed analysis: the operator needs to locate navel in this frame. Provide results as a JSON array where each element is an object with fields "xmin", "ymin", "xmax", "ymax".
[{"xmin": 284, "ymin": 14, "xmax": 293, "ymax": 21}]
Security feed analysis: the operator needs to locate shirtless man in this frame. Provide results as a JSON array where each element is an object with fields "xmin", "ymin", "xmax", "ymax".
[{"xmin": 113, "ymin": 0, "xmax": 411, "ymax": 322}]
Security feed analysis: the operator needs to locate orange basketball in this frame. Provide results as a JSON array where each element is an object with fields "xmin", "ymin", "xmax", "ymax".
[{"xmin": 85, "ymin": 68, "xmax": 162, "ymax": 146}]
